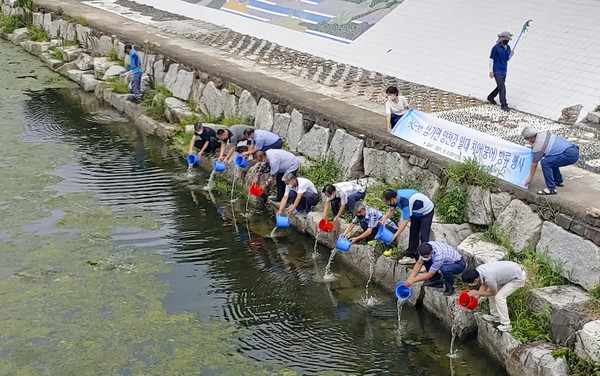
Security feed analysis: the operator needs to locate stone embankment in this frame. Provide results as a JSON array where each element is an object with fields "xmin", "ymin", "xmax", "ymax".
[{"xmin": 2, "ymin": 1, "xmax": 600, "ymax": 374}]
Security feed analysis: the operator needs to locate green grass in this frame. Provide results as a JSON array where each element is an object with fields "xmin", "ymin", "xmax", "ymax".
[
  {"xmin": 298, "ymin": 156, "xmax": 342, "ymax": 191},
  {"xmin": 220, "ymin": 115, "xmax": 253, "ymax": 126},
  {"xmin": 27, "ymin": 24, "xmax": 47, "ymax": 42},
  {"xmin": 63, "ymin": 39, "xmax": 79, "ymax": 47},
  {"xmin": 478, "ymin": 222, "xmax": 511, "ymax": 248},
  {"xmin": 553, "ymin": 348, "xmax": 600, "ymax": 376},
  {"xmin": 107, "ymin": 77, "xmax": 130, "ymax": 94},
  {"xmin": 433, "ymin": 181, "xmax": 467, "ymax": 224},
  {"xmin": 508, "ymin": 287, "xmax": 552, "ymax": 343},
  {"xmin": 141, "ymin": 86, "xmax": 172, "ymax": 122},
  {"xmin": 1, "ymin": 14, "xmax": 29, "ymax": 34},
  {"xmin": 106, "ymin": 48, "xmax": 119, "ymax": 61},
  {"xmin": 445, "ymin": 157, "xmax": 497, "ymax": 188},
  {"xmin": 213, "ymin": 178, "xmax": 244, "ymax": 198},
  {"xmin": 16, "ymin": 0, "xmax": 33, "ymax": 9},
  {"xmin": 63, "ymin": 15, "xmax": 88, "ymax": 26},
  {"xmin": 180, "ymin": 114, "xmax": 200, "ymax": 127},
  {"xmin": 49, "ymin": 47, "xmax": 63, "ymax": 61}
]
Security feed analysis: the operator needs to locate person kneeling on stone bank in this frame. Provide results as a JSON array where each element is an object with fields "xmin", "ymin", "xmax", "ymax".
[
  {"xmin": 461, "ymin": 261, "xmax": 526, "ymax": 332},
  {"xmin": 322, "ymin": 182, "xmax": 366, "ymax": 225},
  {"xmin": 405, "ymin": 242, "xmax": 465, "ymax": 296},
  {"xmin": 277, "ymin": 173, "xmax": 320, "ymax": 217},
  {"xmin": 521, "ymin": 126, "xmax": 579, "ymax": 195},
  {"xmin": 341, "ymin": 201, "xmax": 398, "ymax": 246}
]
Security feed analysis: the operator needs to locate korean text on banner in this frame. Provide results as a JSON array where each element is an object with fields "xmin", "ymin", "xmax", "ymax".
[{"xmin": 391, "ymin": 110, "xmax": 533, "ymax": 187}]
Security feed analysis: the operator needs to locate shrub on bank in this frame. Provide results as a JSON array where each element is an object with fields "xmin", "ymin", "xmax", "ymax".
[
  {"xmin": 433, "ymin": 182, "xmax": 467, "ymax": 224},
  {"xmin": 1, "ymin": 14, "xmax": 28, "ymax": 34},
  {"xmin": 106, "ymin": 77, "xmax": 130, "ymax": 94},
  {"xmin": 27, "ymin": 24, "xmax": 47, "ymax": 42},
  {"xmin": 142, "ymin": 86, "xmax": 172, "ymax": 122},
  {"xmin": 445, "ymin": 157, "xmax": 497, "ymax": 188},
  {"xmin": 298, "ymin": 157, "xmax": 341, "ymax": 190}
]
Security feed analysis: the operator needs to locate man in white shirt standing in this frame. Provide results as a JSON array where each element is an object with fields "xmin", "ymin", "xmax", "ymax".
[
  {"xmin": 385, "ymin": 86, "xmax": 410, "ymax": 135},
  {"xmin": 277, "ymin": 173, "xmax": 320, "ymax": 217},
  {"xmin": 461, "ymin": 261, "xmax": 527, "ymax": 332}
]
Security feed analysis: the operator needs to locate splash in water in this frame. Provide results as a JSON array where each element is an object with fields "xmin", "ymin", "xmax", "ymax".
[
  {"xmin": 447, "ymin": 305, "xmax": 461, "ymax": 358},
  {"xmin": 269, "ymin": 226, "xmax": 278, "ymax": 238},
  {"xmin": 323, "ymin": 249, "xmax": 337, "ymax": 280},
  {"xmin": 311, "ymin": 233, "xmax": 321, "ymax": 259},
  {"xmin": 396, "ymin": 299, "xmax": 405, "ymax": 346},
  {"xmin": 363, "ymin": 248, "xmax": 376, "ymax": 305},
  {"xmin": 204, "ymin": 170, "xmax": 216, "ymax": 190}
]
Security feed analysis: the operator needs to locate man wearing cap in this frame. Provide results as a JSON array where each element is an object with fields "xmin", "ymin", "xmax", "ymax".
[
  {"xmin": 322, "ymin": 182, "xmax": 366, "ymax": 225},
  {"xmin": 405, "ymin": 241, "xmax": 465, "ymax": 296},
  {"xmin": 121, "ymin": 45, "xmax": 143, "ymax": 102},
  {"xmin": 487, "ymin": 31, "xmax": 514, "ymax": 112},
  {"xmin": 521, "ymin": 127, "xmax": 579, "ymax": 195},
  {"xmin": 462, "ymin": 261, "xmax": 526, "ymax": 332},
  {"xmin": 254, "ymin": 149, "xmax": 300, "ymax": 202},
  {"xmin": 341, "ymin": 201, "xmax": 398, "ymax": 246},
  {"xmin": 217, "ymin": 124, "xmax": 251, "ymax": 165},
  {"xmin": 381, "ymin": 188, "xmax": 434, "ymax": 264},
  {"xmin": 277, "ymin": 173, "xmax": 319, "ymax": 217},
  {"xmin": 242, "ymin": 128, "xmax": 283, "ymax": 157}
]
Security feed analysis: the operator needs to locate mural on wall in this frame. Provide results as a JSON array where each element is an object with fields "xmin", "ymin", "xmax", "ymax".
[{"xmin": 192, "ymin": 0, "xmax": 406, "ymax": 43}]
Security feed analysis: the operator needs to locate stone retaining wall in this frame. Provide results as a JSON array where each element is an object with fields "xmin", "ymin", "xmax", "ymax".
[{"xmin": 3, "ymin": 2, "xmax": 600, "ymax": 374}]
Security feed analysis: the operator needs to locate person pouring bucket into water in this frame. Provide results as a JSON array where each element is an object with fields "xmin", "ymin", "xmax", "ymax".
[
  {"xmin": 341, "ymin": 201, "xmax": 398, "ymax": 246},
  {"xmin": 404, "ymin": 242, "xmax": 465, "ymax": 296},
  {"xmin": 253, "ymin": 149, "xmax": 300, "ymax": 202},
  {"xmin": 242, "ymin": 128, "xmax": 283, "ymax": 157},
  {"xmin": 216, "ymin": 124, "xmax": 251, "ymax": 166},
  {"xmin": 277, "ymin": 173, "xmax": 320, "ymax": 217},
  {"xmin": 187, "ymin": 123, "xmax": 219, "ymax": 165},
  {"xmin": 321, "ymin": 181, "xmax": 366, "ymax": 226}
]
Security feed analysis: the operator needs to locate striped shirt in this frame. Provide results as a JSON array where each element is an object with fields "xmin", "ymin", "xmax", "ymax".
[
  {"xmin": 328, "ymin": 182, "xmax": 365, "ymax": 206},
  {"xmin": 421, "ymin": 241, "xmax": 463, "ymax": 273},
  {"xmin": 352, "ymin": 207, "xmax": 395, "ymax": 229},
  {"xmin": 531, "ymin": 131, "xmax": 575, "ymax": 163},
  {"xmin": 392, "ymin": 189, "xmax": 434, "ymax": 220}
]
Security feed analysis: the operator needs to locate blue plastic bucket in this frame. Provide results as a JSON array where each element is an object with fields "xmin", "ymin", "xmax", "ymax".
[
  {"xmin": 376, "ymin": 225, "xmax": 395, "ymax": 244},
  {"xmin": 187, "ymin": 154, "xmax": 200, "ymax": 165},
  {"xmin": 395, "ymin": 281, "xmax": 413, "ymax": 300},
  {"xmin": 276, "ymin": 214, "xmax": 290, "ymax": 228},
  {"xmin": 214, "ymin": 161, "xmax": 226, "ymax": 172},
  {"xmin": 235, "ymin": 155, "xmax": 248, "ymax": 168},
  {"xmin": 335, "ymin": 236, "xmax": 352, "ymax": 252}
]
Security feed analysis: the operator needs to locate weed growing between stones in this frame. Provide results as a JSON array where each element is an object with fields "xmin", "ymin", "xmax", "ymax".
[
  {"xmin": 508, "ymin": 288, "xmax": 552, "ymax": 343},
  {"xmin": 590, "ymin": 285, "xmax": 600, "ymax": 300},
  {"xmin": 478, "ymin": 222, "xmax": 510, "ymax": 246},
  {"xmin": 445, "ymin": 157, "xmax": 497, "ymax": 188},
  {"xmin": 180, "ymin": 114, "xmax": 199, "ymax": 127},
  {"xmin": 142, "ymin": 86, "xmax": 172, "ymax": 121},
  {"xmin": 27, "ymin": 24, "xmax": 47, "ymax": 42},
  {"xmin": 553, "ymin": 347, "xmax": 600, "ymax": 375},
  {"xmin": 535, "ymin": 198, "xmax": 563, "ymax": 222},
  {"xmin": 0, "ymin": 14, "xmax": 28, "ymax": 34},
  {"xmin": 213, "ymin": 177, "xmax": 244, "ymax": 197},
  {"xmin": 16, "ymin": 0, "xmax": 33, "ymax": 9},
  {"xmin": 49, "ymin": 46, "xmax": 63, "ymax": 60},
  {"xmin": 106, "ymin": 48, "xmax": 119, "ymax": 61},
  {"xmin": 434, "ymin": 182, "xmax": 467, "ymax": 224},
  {"xmin": 298, "ymin": 156, "xmax": 342, "ymax": 189},
  {"xmin": 107, "ymin": 77, "xmax": 130, "ymax": 94},
  {"xmin": 220, "ymin": 115, "xmax": 253, "ymax": 126},
  {"xmin": 63, "ymin": 14, "xmax": 88, "ymax": 26}
]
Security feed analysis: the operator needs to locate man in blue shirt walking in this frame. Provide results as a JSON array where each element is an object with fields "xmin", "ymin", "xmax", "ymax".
[
  {"xmin": 122, "ymin": 44, "xmax": 143, "ymax": 102},
  {"xmin": 487, "ymin": 31, "xmax": 514, "ymax": 112}
]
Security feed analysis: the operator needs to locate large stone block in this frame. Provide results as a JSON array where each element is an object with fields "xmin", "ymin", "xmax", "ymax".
[
  {"xmin": 465, "ymin": 185, "xmax": 493, "ymax": 225},
  {"xmin": 63, "ymin": 47, "xmax": 83, "ymax": 62},
  {"xmin": 457, "ymin": 233, "xmax": 508, "ymax": 267},
  {"xmin": 537, "ymin": 221, "xmax": 600, "ymax": 290},
  {"xmin": 75, "ymin": 53, "xmax": 94, "ymax": 71},
  {"xmin": 254, "ymin": 98, "xmax": 274, "ymax": 131},
  {"xmin": 40, "ymin": 52, "xmax": 63, "ymax": 70},
  {"xmin": 407, "ymin": 167, "xmax": 440, "ymax": 199},
  {"xmin": 164, "ymin": 97, "xmax": 193, "ymax": 124},
  {"xmin": 20, "ymin": 41, "xmax": 50, "ymax": 56},
  {"xmin": 190, "ymin": 79, "xmax": 205, "ymax": 105},
  {"xmin": 135, "ymin": 114, "xmax": 158, "ymax": 135},
  {"xmin": 153, "ymin": 59, "xmax": 166, "ymax": 87},
  {"xmin": 297, "ymin": 124, "xmax": 329, "ymax": 160},
  {"xmin": 575, "ymin": 320, "xmax": 600, "ymax": 362},
  {"xmin": 163, "ymin": 63, "xmax": 179, "ymax": 92},
  {"xmin": 431, "ymin": 223, "xmax": 475, "ymax": 248},
  {"xmin": 168, "ymin": 69, "xmax": 195, "ymax": 101},
  {"xmin": 9, "ymin": 27, "xmax": 28, "ymax": 45},
  {"xmin": 75, "ymin": 24, "xmax": 90, "ymax": 48},
  {"xmin": 102, "ymin": 65, "xmax": 124, "ymax": 81},
  {"xmin": 197, "ymin": 81, "xmax": 223, "ymax": 118},
  {"xmin": 238, "ymin": 90, "xmax": 257, "ymax": 119},
  {"xmin": 422, "ymin": 288, "xmax": 477, "ymax": 338},
  {"xmin": 221, "ymin": 89, "xmax": 237, "ymax": 118},
  {"xmin": 32, "ymin": 12, "xmax": 43, "ymax": 27},
  {"xmin": 42, "ymin": 13, "xmax": 52, "ymax": 34},
  {"xmin": 327, "ymin": 129, "xmax": 364, "ymax": 180},
  {"xmin": 497, "ymin": 199, "xmax": 543, "ymax": 252},
  {"xmin": 531, "ymin": 285, "xmax": 593, "ymax": 311},
  {"xmin": 551, "ymin": 309, "xmax": 591, "ymax": 346},
  {"xmin": 491, "ymin": 191, "xmax": 512, "ymax": 220},
  {"xmin": 286, "ymin": 109, "xmax": 304, "ymax": 152},
  {"xmin": 272, "ymin": 113, "xmax": 291, "ymax": 141},
  {"xmin": 304, "ymin": 212, "xmax": 339, "ymax": 250},
  {"xmin": 49, "ymin": 19, "xmax": 62, "ymax": 39},
  {"xmin": 67, "ymin": 69, "xmax": 85, "ymax": 84},
  {"xmin": 506, "ymin": 342, "xmax": 569, "ymax": 376},
  {"xmin": 93, "ymin": 57, "xmax": 120, "ymax": 80},
  {"xmin": 97, "ymin": 35, "xmax": 113, "ymax": 56},
  {"xmin": 476, "ymin": 314, "xmax": 522, "ymax": 364},
  {"xmin": 63, "ymin": 23, "xmax": 76, "ymax": 42},
  {"xmin": 363, "ymin": 148, "xmax": 412, "ymax": 181}
]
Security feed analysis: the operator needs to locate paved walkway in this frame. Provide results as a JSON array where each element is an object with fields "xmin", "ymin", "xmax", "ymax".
[{"xmin": 40, "ymin": 0, "xmax": 600, "ymax": 217}]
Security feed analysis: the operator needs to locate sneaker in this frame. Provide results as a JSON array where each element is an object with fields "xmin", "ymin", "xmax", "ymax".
[
  {"xmin": 497, "ymin": 324, "xmax": 512, "ymax": 332},
  {"xmin": 443, "ymin": 288, "xmax": 455, "ymax": 296},
  {"xmin": 383, "ymin": 249, "xmax": 392, "ymax": 256},
  {"xmin": 398, "ymin": 256, "xmax": 416, "ymax": 265},
  {"xmin": 367, "ymin": 240, "xmax": 375, "ymax": 246},
  {"xmin": 293, "ymin": 209, "xmax": 300, "ymax": 215},
  {"xmin": 501, "ymin": 105, "xmax": 511, "ymax": 112},
  {"xmin": 482, "ymin": 314, "xmax": 500, "ymax": 322},
  {"xmin": 424, "ymin": 279, "xmax": 444, "ymax": 287},
  {"xmin": 487, "ymin": 96, "xmax": 497, "ymax": 105},
  {"xmin": 556, "ymin": 182, "xmax": 564, "ymax": 187}
]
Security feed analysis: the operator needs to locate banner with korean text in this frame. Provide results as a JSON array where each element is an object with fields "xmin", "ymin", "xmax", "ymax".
[{"xmin": 391, "ymin": 110, "xmax": 532, "ymax": 187}]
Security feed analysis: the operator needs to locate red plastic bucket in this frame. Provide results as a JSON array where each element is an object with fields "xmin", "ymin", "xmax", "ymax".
[
  {"xmin": 458, "ymin": 289, "xmax": 478, "ymax": 310},
  {"xmin": 318, "ymin": 219, "xmax": 334, "ymax": 232},
  {"xmin": 249, "ymin": 183, "xmax": 264, "ymax": 196}
]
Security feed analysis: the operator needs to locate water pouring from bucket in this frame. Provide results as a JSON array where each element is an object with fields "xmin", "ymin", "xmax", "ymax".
[
  {"xmin": 276, "ymin": 214, "xmax": 290, "ymax": 228},
  {"xmin": 318, "ymin": 219, "xmax": 334, "ymax": 232},
  {"xmin": 249, "ymin": 183, "xmax": 264, "ymax": 197},
  {"xmin": 234, "ymin": 155, "xmax": 248, "ymax": 168},
  {"xmin": 457, "ymin": 289, "xmax": 479, "ymax": 310},
  {"xmin": 375, "ymin": 225, "xmax": 394, "ymax": 244},
  {"xmin": 335, "ymin": 236, "xmax": 351, "ymax": 252},
  {"xmin": 214, "ymin": 161, "xmax": 226, "ymax": 172},
  {"xmin": 187, "ymin": 154, "xmax": 200, "ymax": 166},
  {"xmin": 395, "ymin": 281, "xmax": 413, "ymax": 301}
]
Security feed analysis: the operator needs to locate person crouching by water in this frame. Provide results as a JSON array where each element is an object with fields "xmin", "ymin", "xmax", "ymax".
[
  {"xmin": 341, "ymin": 201, "xmax": 398, "ymax": 246},
  {"xmin": 322, "ymin": 182, "xmax": 365, "ymax": 226},
  {"xmin": 254, "ymin": 150, "xmax": 300, "ymax": 202},
  {"xmin": 277, "ymin": 173, "xmax": 320, "ymax": 217},
  {"xmin": 405, "ymin": 242, "xmax": 465, "ymax": 296},
  {"xmin": 385, "ymin": 86, "xmax": 410, "ymax": 135},
  {"xmin": 461, "ymin": 261, "xmax": 526, "ymax": 332},
  {"xmin": 242, "ymin": 128, "xmax": 283, "ymax": 157},
  {"xmin": 188, "ymin": 123, "xmax": 219, "ymax": 159}
]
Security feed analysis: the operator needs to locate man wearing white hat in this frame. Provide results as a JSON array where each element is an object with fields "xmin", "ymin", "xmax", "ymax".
[
  {"xmin": 487, "ymin": 31, "xmax": 514, "ymax": 112},
  {"xmin": 521, "ymin": 127, "xmax": 579, "ymax": 195}
]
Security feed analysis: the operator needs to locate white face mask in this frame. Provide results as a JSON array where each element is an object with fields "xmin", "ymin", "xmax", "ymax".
[
  {"xmin": 388, "ymin": 95, "xmax": 395, "ymax": 101},
  {"xmin": 420, "ymin": 255, "xmax": 431, "ymax": 262}
]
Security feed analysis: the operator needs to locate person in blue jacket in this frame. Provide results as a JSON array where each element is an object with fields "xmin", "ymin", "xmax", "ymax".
[
  {"xmin": 121, "ymin": 44, "xmax": 143, "ymax": 102},
  {"xmin": 487, "ymin": 31, "xmax": 514, "ymax": 112}
]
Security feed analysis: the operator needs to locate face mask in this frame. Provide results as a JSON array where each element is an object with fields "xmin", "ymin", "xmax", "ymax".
[
  {"xmin": 420, "ymin": 255, "xmax": 431, "ymax": 262},
  {"xmin": 388, "ymin": 95, "xmax": 395, "ymax": 100},
  {"xmin": 356, "ymin": 215, "xmax": 365, "ymax": 220},
  {"xmin": 501, "ymin": 40, "xmax": 508, "ymax": 46}
]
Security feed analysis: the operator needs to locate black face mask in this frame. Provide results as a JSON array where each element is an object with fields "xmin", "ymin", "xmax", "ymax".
[
  {"xmin": 356, "ymin": 215, "xmax": 365, "ymax": 220},
  {"xmin": 501, "ymin": 40, "xmax": 508, "ymax": 46}
]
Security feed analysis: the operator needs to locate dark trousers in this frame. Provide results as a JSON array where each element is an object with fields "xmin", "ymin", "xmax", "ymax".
[
  {"xmin": 131, "ymin": 73, "xmax": 142, "ymax": 101},
  {"xmin": 275, "ymin": 169, "xmax": 298, "ymax": 201},
  {"xmin": 407, "ymin": 210, "xmax": 434, "ymax": 260},
  {"xmin": 426, "ymin": 258, "xmax": 466, "ymax": 291},
  {"xmin": 488, "ymin": 74, "xmax": 507, "ymax": 106},
  {"xmin": 390, "ymin": 113, "xmax": 405, "ymax": 127},
  {"xmin": 288, "ymin": 190, "xmax": 320, "ymax": 213},
  {"xmin": 330, "ymin": 191, "xmax": 366, "ymax": 216},
  {"xmin": 262, "ymin": 139, "xmax": 283, "ymax": 151},
  {"xmin": 361, "ymin": 221, "xmax": 399, "ymax": 241},
  {"xmin": 194, "ymin": 137, "xmax": 220, "ymax": 153},
  {"xmin": 541, "ymin": 146, "xmax": 580, "ymax": 190}
]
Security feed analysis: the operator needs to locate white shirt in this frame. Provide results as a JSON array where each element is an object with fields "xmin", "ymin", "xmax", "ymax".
[
  {"xmin": 327, "ymin": 181, "xmax": 364, "ymax": 206},
  {"xmin": 385, "ymin": 96, "xmax": 409, "ymax": 116},
  {"xmin": 284, "ymin": 177, "xmax": 317, "ymax": 196}
]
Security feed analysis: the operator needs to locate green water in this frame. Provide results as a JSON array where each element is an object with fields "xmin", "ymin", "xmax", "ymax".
[{"xmin": 0, "ymin": 40, "xmax": 506, "ymax": 375}]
